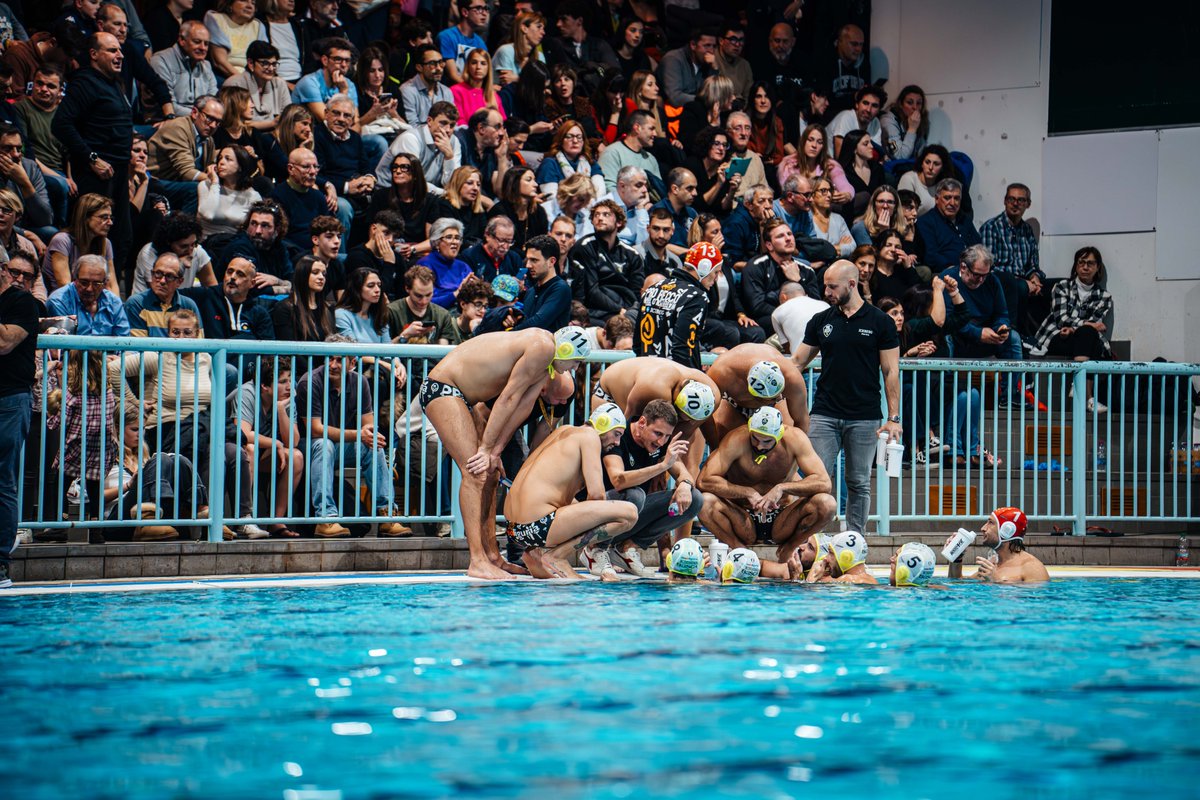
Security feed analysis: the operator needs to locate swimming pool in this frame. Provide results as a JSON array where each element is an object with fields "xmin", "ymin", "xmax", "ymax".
[{"xmin": 5, "ymin": 578, "xmax": 1199, "ymax": 799}]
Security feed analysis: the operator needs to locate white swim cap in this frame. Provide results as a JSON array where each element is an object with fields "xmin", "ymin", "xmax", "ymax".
[
  {"xmin": 674, "ymin": 379, "xmax": 716, "ymax": 421},
  {"xmin": 589, "ymin": 402, "xmax": 627, "ymax": 434},
  {"xmin": 831, "ymin": 531, "xmax": 868, "ymax": 572},
  {"xmin": 747, "ymin": 360, "xmax": 785, "ymax": 399},
  {"xmin": 553, "ymin": 325, "xmax": 592, "ymax": 362},
  {"xmin": 748, "ymin": 406, "xmax": 784, "ymax": 442},
  {"xmin": 666, "ymin": 537, "xmax": 704, "ymax": 576},
  {"xmin": 894, "ymin": 542, "xmax": 936, "ymax": 586},
  {"xmin": 722, "ymin": 548, "xmax": 761, "ymax": 583}
]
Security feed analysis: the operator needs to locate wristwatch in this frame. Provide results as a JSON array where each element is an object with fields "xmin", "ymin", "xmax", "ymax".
[
  {"xmin": 887, "ymin": 415, "xmax": 901, "ymax": 424},
  {"xmin": 88, "ymin": 152, "xmax": 100, "ymax": 164}
]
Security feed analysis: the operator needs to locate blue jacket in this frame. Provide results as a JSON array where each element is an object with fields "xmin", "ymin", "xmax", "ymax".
[
  {"xmin": 180, "ymin": 284, "xmax": 275, "ymax": 341},
  {"xmin": 461, "ymin": 242, "xmax": 524, "ymax": 283},
  {"xmin": 917, "ymin": 210, "xmax": 981, "ymax": 270},
  {"xmin": 312, "ymin": 123, "xmax": 374, "ymax": 190},
  {"xmin": 938, "ymin": 266, "xmax": 1009, "ymax": 344},
  {"xmin": 722, "ymin": 204, "xmax": 761, "ymax": 265},
  {"xmin": 514, "ymin": 275, "xmax": 571, "ymax": 332}
]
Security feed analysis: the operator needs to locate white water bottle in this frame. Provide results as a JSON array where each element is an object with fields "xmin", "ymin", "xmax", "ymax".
[
  {"xmin": 942, "ymin": 528, "xmax": 977, "ymax": 562},
  {"xmin": 876, "ymin": 432, "xmax": 890, "ymax": 466},
  {"xmin": 709, "ymin": 540, "xmax": 729, "ymax": 575}
]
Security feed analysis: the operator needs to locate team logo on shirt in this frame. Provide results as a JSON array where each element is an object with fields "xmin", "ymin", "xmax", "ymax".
[
  {"xmin": 821, "ymin": 323, "xmax": 833, "ymax": 338},
  {"xmin": 639, "ymin": 315, "xmax": 655, "ymax": 350}
]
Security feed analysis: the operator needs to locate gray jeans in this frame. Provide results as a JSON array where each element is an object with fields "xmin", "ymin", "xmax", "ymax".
[
  {"xmin": 808, "ymin": 414, "xmax": 879, "ymax": 533},
  {"xmin": 606, "ymin": 485, "xmax": 704, "ymax": 549}
]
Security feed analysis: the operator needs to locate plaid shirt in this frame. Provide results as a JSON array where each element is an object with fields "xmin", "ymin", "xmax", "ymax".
[
  {"xmin": 46, "ymin": 377, "xmax": 120, "ymax": 481},
  {"xmin": 1032, "ymin": 279, "xmax": 1113, "ymax": 356},
  {"xmin": 980, "ymin": 213, "xmax": 1043, "ymax": 279}
]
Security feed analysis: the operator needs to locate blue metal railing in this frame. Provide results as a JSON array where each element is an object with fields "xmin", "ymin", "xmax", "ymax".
[{"xmin": 21, "ymin": 336, "xmax": 1200, "ymax": 542}]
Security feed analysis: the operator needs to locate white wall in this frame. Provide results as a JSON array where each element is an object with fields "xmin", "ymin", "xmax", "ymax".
[{"xmin": 870, "ymin": 0, "xmax": 1200, "ymax": 364}]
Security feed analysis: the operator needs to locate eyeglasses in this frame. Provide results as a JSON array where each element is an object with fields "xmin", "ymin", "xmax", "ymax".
[
  {"xmin": 722, "ymin": 36, "xmax": 744, "ymax": 43},
  {"xmin": 76, "ymin": 278, "xmax": 107, "ymax": 289},
  {"xmin": 711, "ymin": 141, "xmax": 728, "ymax": 149},
  {"xmin": 440, "ymin": 234, "xmax": 463, "ymax": 242},
  {"xmin": 794, "ymin": 191, "xmax": 815, "ymax": 199},
  {"xmin": 875, "ymin": 199, "xmax": 896, "ymax": 206},
  {"xmin": 201, "ymin": 111, "xmax": 223, "ymax": 126},
  {"xmin": 150, "ymin": 270, "xmax": 183, "ymax": 282},
  {"xmin": 255, "ymin": 60, "xmax": 279, "ymax": 69},
  {"xmin": 4, "ymin": 265, "xmax": 34, "ymax": 281},
  {"xmin": 491, "ymin": 237, "xmax": 514, "ymax": 246},
  {"xmin": 421, "ymin": 59, "xmax": 445, "ymax": 67},
  {"xmin": 1005, "ymin": 197, "xmax": 1030, "ymax": 205},
  {"xmin": 814, "ymin": 187, "xmax": 832, "ymax": 195},
  {"xmin": 391, "ymin": 162, "xmax": 412, "ymax": 172},
  {"xmin": 0, "ymin": 206, "xmax": 16, "ymax": 216},
  {"xmin": 326, "ymin": 54, "xmax": 351, "ymax": 64},
  {"xmin": 467, "ymin": 5, "xmax": 489, "ymax": 11},
  {"xmin": 562, "ymin": 132, "xmax": 584, "ymax": 141},
  {"xmin": 468, "ymin": 300, "xmax": 488, "ymax": 309},
  {"xmin": 291, "ymin": 162, "xmax": 320, "ymax": 172},
  {"xmin": 1077, "ymin": 259, "xmax": 1099, "ymax": 266}
]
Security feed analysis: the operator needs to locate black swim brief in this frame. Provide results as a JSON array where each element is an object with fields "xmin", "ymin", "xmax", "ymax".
[
  {"xmin": 593, "ymin": 384, "xmax": 614, "ymax": 403},
  {"xmin": 419, "ymin": 378, "xmax": 468, "ymax": 409},
  {"xmin": 722, "ymin": 392, "xmax": 756, "ymax": 419},
  {"xmin": 748, "ymin": 508, "xmax": 781, "ymax": 543},
  {"xmin": 507, "ymin": 512, "xmax": 555, "ymax": 551}
]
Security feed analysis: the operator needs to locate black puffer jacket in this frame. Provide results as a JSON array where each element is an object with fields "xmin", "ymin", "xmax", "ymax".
[{"xmin": 568, "ymin": 233, "xmax": 646, "ymax": 326}]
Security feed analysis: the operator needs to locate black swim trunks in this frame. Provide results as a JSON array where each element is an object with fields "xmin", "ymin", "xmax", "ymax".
[
  {"xmin": 593, "ymin": 384, "xmax": 614, "ymax": 403},
  {"xmin": 419, "ymin": 377, "xmax": 468, "ymax": 409},
  {"xmin": 722, "ymin": 392, "xmax": 756, "ymax": 419},
  {"xmin": 748, "ymin": 508, "xmax": 781, "ymax": 543},
  {"xmin": 507, "ymin": 512, "xmax": 556, "ymax": 551}
]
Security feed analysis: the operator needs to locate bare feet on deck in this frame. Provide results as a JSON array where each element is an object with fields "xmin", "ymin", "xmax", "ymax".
[{"xmin": 468, "ymin": 559, "xmax": 515, "ymax": 580}]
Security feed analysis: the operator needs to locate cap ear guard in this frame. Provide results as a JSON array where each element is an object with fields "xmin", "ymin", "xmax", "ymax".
[
  {"xmin": 999, "ymin": 520, "xmax": 1017, "ymax": 540},
  {"xmin": 720, "ymin": 561, "xmax": 735, "ymax": 582}
]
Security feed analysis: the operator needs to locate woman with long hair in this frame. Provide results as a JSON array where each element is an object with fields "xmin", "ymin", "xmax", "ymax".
[
  {"xmin": 870, "ymin": 229, "xmax": 921, "ymax": 302},
  {"xmin": 488, "ymin": 166, "xmax": 549, "ymax": 251},
  {"xmin": 849, "ymin": 244, "xmax": 876, "ymax": 305},
  {"xmin": 850, "ymin": 185, "xmax": 907, "ymax": 246},
  {"xmin": 535, "ymin": 119, "xmax": 607, "ymax": 199},
  {"xmin": 493, "ymin": 11, "xmax": 546, "ymax": 85},
  {"xmin": 684, "ymin": 126, "xmax": 738, "ymax": 215},
  {"xmin": 747, "ymin": 82, "xmax": 792, "ymax": 166},
  {"xmin": 676, "ymin": 74, "xmax": 736, "ymax": 155},
  {"xmin": 898, "ymin": 143, "xmax": 954, "ymax": 216},
  {"xmin": 215, "ymin": 85, "xmax": 257, "ymax": 153},
  {"xmin": 545, "ymin": 63, "xmax": 599, "ymax": 140},
  {"xmin": 452, "ymin": 48, "xmax": 506, "ymax": 124},
  {"xmin": 810, "ymin": 176, "xmax": 855, "ymax": 257},
  {"xmin": 880, "ymin": 85, "xmax": 929, "ymax": 162},
  {"xmin": 776, "ymin": 123, "xmax": 853, "ymax": 206},
  {"xmin": 622, "ymin": 69, "xmax": 669, "ymax": 136},
  {"xmin": 354, "ymin": 46, "xmax": 403, "ymax": 137},
  {"xmin": 435, "ymin": 166, "xmax": 488, "ymax": 248},
  {"xmin": 501, "ymin": 61, "xmax": 554, "ymax": 150},
  {"xmin": 260, "ymin": 103, "xmax": 313, "ymax": 182},
  {"xmin": 836, "ymin": 128, "xmax": 885, "ymax": 217},
  {"xmin": 366, "ymin": 153, "xmax": 437, "ymax": 259},
  {"xmin": 43, "ymin": 194, "xmax": 118, "ymax": 294},
  {"xmin": 272, "ymin": 255, "xmax": 336, "ymax": 342},
  {"xmin": 197, "ymin": 145, "xmax": 262, "ymax": 238},
  {"xmin": 613, "ymin": 16, "xmax": 656, "ymax": 77},
  {"xmin": 590, "ymin": 71, "xmax": 627, "ymax": 145},
  {"xmin": 335, "ymin": 267, "xmax": 392, "ymax": 344}
]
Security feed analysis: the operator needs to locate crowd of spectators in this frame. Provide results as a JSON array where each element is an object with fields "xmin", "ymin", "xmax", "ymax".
[{"xmin": 0, "ymin": 0, "xmax": 1116, "ymax": 541}]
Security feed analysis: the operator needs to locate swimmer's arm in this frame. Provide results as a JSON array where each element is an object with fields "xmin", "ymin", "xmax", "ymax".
[
  {"xmin": 782, "ymin": 433, "xmax": 833, "ymax": 497},
  {"xmin": 603, "ymin": 452, "xmax": 668, "ymax": 490},
  {"xmin": 783, "ymin": 377, "xmax": 810, "ymax": 432},
  {"xmin": 479, "ymin": 350, "xmax": 551, "ymax": 456},
  {"xmin": 581, "ymin": 434, "xmax": 607, "ymax": 501},
  {"xmin": 697, "ymin": 447, "xmax": 756, "ymax": 502},
  {"xmin": 624, "ymin": 379, "xmax": 661, "ymax": 421}
]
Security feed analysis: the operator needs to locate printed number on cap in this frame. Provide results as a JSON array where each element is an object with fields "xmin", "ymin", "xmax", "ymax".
[{"xmin": 905, "ymin": 555, "xmax": 920, "ymax": 569}]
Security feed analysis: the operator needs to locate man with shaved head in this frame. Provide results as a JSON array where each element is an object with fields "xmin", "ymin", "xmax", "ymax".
[{"xmin": 789, "ymin": 260, "xmax": 900, "ymax": 534}]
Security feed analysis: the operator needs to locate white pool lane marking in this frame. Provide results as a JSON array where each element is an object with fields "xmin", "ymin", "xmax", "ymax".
[{"xmin": 3, "ymin": 566, "xmax": 1198, "ymax": 596}]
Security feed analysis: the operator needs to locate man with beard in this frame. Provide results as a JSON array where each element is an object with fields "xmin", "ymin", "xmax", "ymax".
[
  {"xmin": 790, "ymin": 260, "xmax": 900, "ymax": 535},
  {"xmin": 699, "ymin": 406, "xmax": 835, "ymax": 564},
  {"xmin": 181, "ymin": 256, "xmax": 275, "ymax": 341},
  {"xmin": 753, "ymin": 22, "xmax": 825, "ymax": 140},
  {"xmin": 569, "ymin": 199, "xmax": 645, "ymax": 326},
  {"xmin": 212, "ymin": 200, "xmax": 294, "ymax": 292}
]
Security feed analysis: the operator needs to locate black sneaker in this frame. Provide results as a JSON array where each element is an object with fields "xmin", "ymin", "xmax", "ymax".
[{"xmin": 0, "ymin": 561, "xmax": 12, "ymax": 589}]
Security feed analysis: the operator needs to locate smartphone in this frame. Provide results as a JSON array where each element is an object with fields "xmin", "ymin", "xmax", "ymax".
[{"xmin": 378, "ymin": 93, "xmax": 393, "ymax": 102}]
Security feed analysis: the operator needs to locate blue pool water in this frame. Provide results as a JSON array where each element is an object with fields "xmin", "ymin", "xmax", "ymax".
[{"xmin": 4, "ymin": 578, "xmax": 1200, "ymax": 799}]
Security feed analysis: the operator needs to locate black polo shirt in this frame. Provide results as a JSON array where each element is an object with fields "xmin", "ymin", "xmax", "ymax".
[
  {"xmin": 0, "ymin": 285, "xmax": 38, "ymax": 397},
  {"xmin": 602, "ymin": 422, "xmax": 664, "ymax": 491},
  {"xmin": 803, "ymin": 302, "xmax": 899, "ymax": 420}
]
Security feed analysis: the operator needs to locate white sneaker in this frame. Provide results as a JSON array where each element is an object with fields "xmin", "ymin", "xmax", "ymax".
[
  {"xmin": 581, "ymin": 545, "xmax": 617, "ymax": 577},
  {"xmin": 234, "ymin": 524, "xmax": 270, "ymax": 540},
  {"xmin": 10, "ymin": 529, "xmax": 32, "ymax": 554},
  {"xmin": 611, "ymin": 546, "xmax": 652, "ymax": 578},
  {"xmin": 1088, "ymin": 398, "xmax": 1108, "ymax": 414}
]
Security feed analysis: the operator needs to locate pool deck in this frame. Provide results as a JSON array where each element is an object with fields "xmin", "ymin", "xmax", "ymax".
[{"xmin": 6, "ymin": 533, "xmax": 1190, "ymax": 585}]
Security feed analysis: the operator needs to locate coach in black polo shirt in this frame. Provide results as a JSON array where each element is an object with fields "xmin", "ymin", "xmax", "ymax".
[
  {"xmin": 791, "ymin": 260, "xmax": 901, "ymax": 534},
  {"xmin": 0, "ymin": 257, "xmax": 39, "ymax": 587}
]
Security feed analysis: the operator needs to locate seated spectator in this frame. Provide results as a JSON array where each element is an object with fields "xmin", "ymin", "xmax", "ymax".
[
  {"xmin": 598, "ymin": 110, "xmax": 663, "ymax": 194},
  {"xmin": 725, "ymin": 111, "xmax": 768, "ymax": 199},
  {"xmin": 544, "ymin": 0, "xmax": 619, "ymax": 74},
  {"xmin": 827, "ymin": 85, "xmax": 887, "ymax": 159},
  {"xmin": 851, "ymin": 244, "xmax": 877, "ymax": 305},
  {"xmin": 45, "ymin": 349, "xmax": 119, "ymax": 521},
  {"xmin": 133, "ymin": 212, "xmax": 214, "ymax": 294},
  {"xmin": 297, "ymin": 335, "xmax": 408, "ymax": 538},
  {"xmin": 836, "ymin": 129, "xmax": 885, "ymax": 217},
  {"xmin": 513, "ymin": 233, "xmax": 572, "ymax": 331},
  {"xmin": 253, "ymin": 0, "xmax": 301, "ymax": 83},
  {"xmin": 851, "ymin": 185, "xmax": 906, "ymax": 247},
  {"xmin": 305, "ymin": 215, "xmax": 345, "ymax": 296},
  {"xmin": 224, "ymin": 41, "xmax": 291, "ymax": 130},
  {"xmin": 917, "ymin": 178, "xmax": 981, "ymax": 271},
  {"xmin": 260, "ymin": 103, "xmax": 314, "ymax": 183},
  {"xmin": 721, "ymin": 184, "xmax": 774, "ymax": 271},
  {"xmin": 150, "ymin": 21, "xmax": 218, "ymax": 115},
  {"xmin": 294, "ymin": 0, "xmax": 342, "ymax": 76},
  {"xmin": 146, "ymin": 96, "xmax": 224, "ymax": 211},
  {"xmin": 197, "ymin": 145, "xmax": 262, "ymax": 239},
  {"xmin": 747, "ymin": 83, "xmax": 791, "ymax": 168},
  {"xmin": 870, "ymin": 229, "xmax": 922, "ymax": 303},
  {"xmin": 810, "ymin": 177, "xmax": 855, "ymax": 257},
  {"xmin": 603, "ymin": 165, "xmax": 651, "ymax": 246},
  {"xmin": 439, "ymin": 0, "xmax": 489, "ymax": 85},
  {"xmin": 456, "ymin": 107, "xmax": 508, "ymax": 198},
  {"xmin": 272, "ymin": 146, "xmax": 346, "ymax": 256},
  {"xmin": 772, "ymin": 174, "xmax": 817, "ymax": 241},
  {"xmin": 740, "ymin": 218, "xmax": 819, "ymax": 330},
  {"xmin": 125, "ymin": 252, "xmax": 202, "ymax": 337},
  {"xmin": 776, "ymin": 124, "xmax": 854, "ymax": 208},
  {"xmin": 540, "ymin": 173, "xmax": 597, "ymax": 239},
  {"xmin": 940, "ymin": 245, "xmax": 1023, "ymax": 401},
  {"xmin": 689, "ymin": 213, "xmax": 763, "ymax": 349},
  {"xmin": 180, "ymin": 256, "xmax": 274, "ymax": 340},
  {"xmin": 685, "ymin": 126, "xmax": 739, "ymax": 216},
  {"xmin": 544, "ymin": 64, "xmax": 599, "ymax": 141},
  {"xmin": 488, "ymin": 166, "xmax": 549, "ymax": 252},
  {"xmin": 613, "ymin": 17, "xmax": 656, "ymax": 81},
  {"xmin": 291, "ymin": 37, "xmax": 358, "ymax": 122},
  {"xmin": 657, "ymin": 26, "xmax": 717, "ymax": 108},
  {"xmin": 376, "ymin": 101, "xmax": 461, "ymax": 194},
  {"xmin": 771, "ymin": 280, "xmax": 829, "ymax": 355},
  {"xmin": 549, "ymin": 214, "xmax": 577, "ymax": 264},
  {"xmin": 335, "ymin": 267, "xmax": 393, "ymax": 345},
  {"xmin": 636, "ymin": 207, "xmax": 682, "ymax": 276},
  {"xmin": 980, "ymin": 182, "xmax": 1045, "ymax": 337},
  {"xmin": 446, "ymin": 277, "xmax": 493, "ymax": 343},
  {"xmin": 210, "ymin": 199, "xmax": 294, "ymax": 291},
  {"xmin": 1031, "ymin": 247, "xmax": 1114, "ymax": 413},
  {"xmin": 434, "ymin": 165, "xmax": 487, "ymax": 247},
  {"xmin": 0, "ymin": 193, "xmax": 44, "ymax": 305},
  {"xmin": 400, "ymin": 44, "xmax": 454, "ymax": 125},
  {"xmin": 229, "ymin": 357, "xmax": 304, "ymax": 537},
  {"xmin": 366, "ymin": 152, "xmax": 438, "ymax": 257},
  {"xmin": 815, "ymin": 24, "xmax": 870, "ymax": 119},
  {"xmin": 898, "ymin": 144, "xmax": 954, "ymax": 217},
  {"xmin": 461, "ymin": 215, "xmax": 521, "ymax": 282},
  {"xmin": 675, "ymin": 73, "xmax": 733, "ymax": 154},
  {"xmin": 344, "ymin": 210, "xmax": 408, "ymax": 298},
  {"xmin": 0, "ymin": 122, "xmax": 53, "ymax": 235},
  {"xmin": 213, "ymin": 85, "xmax": 257, "ymax": 153},
  {"xmin": 417, "ymin": 217, "xmax": 473, "ymax": 309},
  {"xmin": 387, "ymin": 264, "xmax": 456, "ymax": 344},
  {"xmin": 568, "ymin": 199, "xmax": 644, "ymax": 325},
  {"xmin": 13, "ymin": 65, "xmax": 71, "ymax": 228},
  {"xmin": 271, "ymin": 255, "xmax": 336, "ymax": 342},
  {"xmin": 354, "ymin": 46, "xmax": 404, "ymax": 139},
  {"xmin": 42, "ymin": 194, "xmax": 119, "ymax": 295},
  {"xmin": 536, "ymin": 120, "xmax": 606, "ymax": 200},
  {"xmin": 452, "ymin": 48, "xmax": 506, "ymax": 125},
  {"xmin": 896, "ymin": 189, "xmax": 924, "ymax": 261},
  {"xmin": 311, "ymin": 93, "xmax": 379, "ymax": 210},
  {"xmin": 650, "ymin": 167, "xmax": 699, "ymax": 256},
  {"xmin": 203, "ymin": 0, "xmax": 266, "ymax": 78},
  {"xmin": 493, "ymin": 10, "xmax": 547, "ymax": 85},
  {"xmin": 880, "ymin": 85, "xmax": 929, "ymax": 163}
]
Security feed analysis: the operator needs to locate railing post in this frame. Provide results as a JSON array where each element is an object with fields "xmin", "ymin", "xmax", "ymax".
[
  {"xmin": 208, "ymin": 347, "xmax": 228, "ymax": 543},
  {"xmin": 449, "ymin": 462, "xmax": 464, "ymax": 538},
  {"xmin": 1071, "ymin": 363, "xmax": 1088, "ymax": 536}
]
